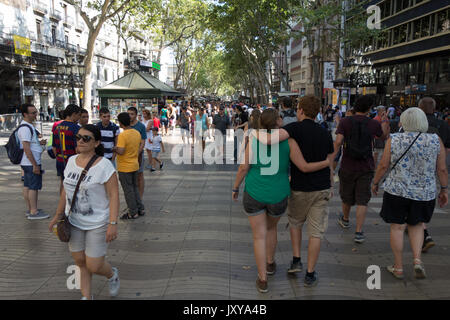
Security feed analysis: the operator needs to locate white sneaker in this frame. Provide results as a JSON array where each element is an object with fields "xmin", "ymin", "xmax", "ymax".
[
  {"xmin": 81, "ymin": 295, "xmax": 94, "ymax": 300},
  {"xmin": 108, "ymin": 267, "xmax": 120, "ymax": 297}
]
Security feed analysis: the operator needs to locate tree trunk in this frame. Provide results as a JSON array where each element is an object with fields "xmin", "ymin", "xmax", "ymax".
[{"xmin": 82, "ymin": 26, "xmax": 103, "ymax": 109}]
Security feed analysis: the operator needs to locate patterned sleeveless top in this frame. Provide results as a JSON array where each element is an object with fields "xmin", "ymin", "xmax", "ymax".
[{"xmin": 383, "ymin": 132, "xmax": 440, "ymax": 201}]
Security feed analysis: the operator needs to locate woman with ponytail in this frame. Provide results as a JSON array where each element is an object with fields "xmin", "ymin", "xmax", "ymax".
[{"xmin": 49, "ymin": 124, "xmax": 121, "ymax": 299}]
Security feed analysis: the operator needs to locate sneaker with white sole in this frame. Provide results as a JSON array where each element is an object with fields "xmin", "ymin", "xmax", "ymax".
[
  {"xmin": 26, "ymin": 209, "xmax": 44, "ymax": 217},
  {"xmin": 354, "ymin": 232, "xmax": 366, "ymax": 244},
  {"xmin": 108, "ymin": 267, "xmax": 120, "ymax": 297},
  {"xmin": 287, "ymin": 259, "xmax": 303, "ymax": 274},
  {"xmin": 27, "ymin": 210, "xmax": 50, "ymax": 220},
  {"xmin": 337, "ymin": 215, "xmax": 350, "ymax": 229}
]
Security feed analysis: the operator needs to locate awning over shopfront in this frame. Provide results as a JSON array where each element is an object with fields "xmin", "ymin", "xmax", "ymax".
[{"xmin": 97, "ymin": 71, "xmax": 182, "ymax": 99}]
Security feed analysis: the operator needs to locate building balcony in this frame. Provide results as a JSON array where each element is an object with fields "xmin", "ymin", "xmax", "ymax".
[
  {"xmin": 32, "ymin": 1, "xmax": 48, "ymax": 16},
  {"xmin": 75, "ymin": 21, "xmax": 85, "ymax": 32},
  {"xmin": 63, "ymin": 16, "xmax": 75, "ymax": 28},
  {"xmin": 50, "ymin": 9, "xmax": 63, "ymax": 21}
]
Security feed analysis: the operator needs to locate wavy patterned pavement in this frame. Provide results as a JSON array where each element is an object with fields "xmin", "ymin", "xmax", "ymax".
[{"xmin": 0, "ymin": 125, "xmax": 449, "ymax": 300}]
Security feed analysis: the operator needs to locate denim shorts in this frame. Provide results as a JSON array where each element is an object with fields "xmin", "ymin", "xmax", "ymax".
[
  {"xmin": 152, "ymin": 151, "xmax": 160, "ymax": 159},
  {"xmin": 161, "ymin": 118, "xmax": 168, "ymax": 127},
  {"xmin": 243, "ymin": 191, "xmax": 288, "ymax": 217},
  {"xmin": 21, "ymin": 165, "xmax": 42, "ymax": 190}
]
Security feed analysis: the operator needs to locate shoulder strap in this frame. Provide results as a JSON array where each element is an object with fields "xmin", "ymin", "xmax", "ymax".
[
  {"xmin": 68, "ymin": 155, "xmax": 99, "ymax": 215},
  {"xmin": 16, "ymin": 124, "xmax": 35, "ymax": 137}
]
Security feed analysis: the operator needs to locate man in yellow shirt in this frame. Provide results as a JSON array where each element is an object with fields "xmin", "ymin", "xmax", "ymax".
[{"xmin": 114, "ymin": 112, "xmax": 144, "ymax": 219}]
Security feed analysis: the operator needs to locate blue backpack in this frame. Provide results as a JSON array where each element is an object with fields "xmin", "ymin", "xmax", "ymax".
[{"xmin": 4, "ymin": 124, "xmax": 35, "ymax": 164}]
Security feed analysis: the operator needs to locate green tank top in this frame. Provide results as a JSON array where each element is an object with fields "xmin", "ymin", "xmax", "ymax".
[
  {"xmin": 244, "ymin": 137, "xmax": 290, "ymax": 204},
  {"xmin": 161, "ymin": 108, "xmax": 168, "ymax": 119}
]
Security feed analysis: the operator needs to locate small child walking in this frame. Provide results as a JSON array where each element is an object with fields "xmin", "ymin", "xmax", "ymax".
[{"xmin": 149, "ymin": 127, "xmax": 165, "ymax": 172}]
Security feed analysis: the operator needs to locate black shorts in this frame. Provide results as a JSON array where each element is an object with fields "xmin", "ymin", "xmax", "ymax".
[
  {"xmin": 56, "ymin": 161, "xmax": 66, "ymax": 178},
  {"xmin": 380, "ymin": 192, "xmax": 435, "ymax": 225},
  {"xmin": 339, "ymin": 169, "xmax": 374, "ymax": 206},
  {"xmin": 243, "ymin": 191, "xmax": 287, "ymax": 217}
]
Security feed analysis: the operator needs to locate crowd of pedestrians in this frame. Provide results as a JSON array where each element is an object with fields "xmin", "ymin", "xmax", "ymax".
[
  {"xmin": 232, "ymin": 94, "xmax": 449, "ymax": 293},
  {"xmin": 8, "ymin": 94, "xmax": 450, "ymax": 298}
]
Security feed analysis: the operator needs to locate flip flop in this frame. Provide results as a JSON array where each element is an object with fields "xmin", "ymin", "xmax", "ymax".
[{"xmin": 120, "ymin": 212, "xmax": 139, "ymax": 220}]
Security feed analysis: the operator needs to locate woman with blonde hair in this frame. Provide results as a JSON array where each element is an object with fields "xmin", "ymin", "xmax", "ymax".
[
  {"xmin": 232, "ymin": 108, "xmax": 330, "ymax": 293},
  {"xmin": 372, "ymin": 107, "xmax": 448, "ymax": 280}
]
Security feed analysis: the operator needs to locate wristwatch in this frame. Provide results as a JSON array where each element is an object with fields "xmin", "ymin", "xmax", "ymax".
[{"xmin": 109, "ymin": 221, "xmax": 118, "ymax": 225}]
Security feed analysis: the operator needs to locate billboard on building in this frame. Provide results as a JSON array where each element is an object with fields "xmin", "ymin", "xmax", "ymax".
[{"xmin": 323, "ymin": 62, "xmax": 335, "ymax": 89}]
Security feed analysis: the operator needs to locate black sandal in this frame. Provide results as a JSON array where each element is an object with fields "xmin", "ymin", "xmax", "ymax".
[
  {"xmin": 138, "ymin": 210, "xmax": 146, "ymax": 216},
  {"xmin": 120, "ymin": 212, "xmax": 139, "ymax": 220}
]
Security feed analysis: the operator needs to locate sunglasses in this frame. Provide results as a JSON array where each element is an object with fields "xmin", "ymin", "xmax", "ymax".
[{"xmin": 75, "ymin": 134, "xmax": 94, "ymax": 143}]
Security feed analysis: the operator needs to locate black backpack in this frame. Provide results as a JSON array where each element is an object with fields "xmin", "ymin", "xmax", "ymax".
[
  {"xmin": 344, "ymin": 117, "xmax": 373, "ymax": 160},
  {"xmin": 427, "ymin": 117, "xmax": 442, "ymax": 135},
  {"xmin": 4, "ymin": 124, "xmax": 35, "ymax": 165}
]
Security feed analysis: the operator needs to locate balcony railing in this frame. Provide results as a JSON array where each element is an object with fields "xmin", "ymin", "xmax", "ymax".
[
  {"xmin": 32, "ymin": 1, "xmax": 48, "ymax": 15},
  {"xmin": 64, "ymin": 16, "xmax": 75, "ymax": 27},
  {"xmin": 75, "ymin": 21, "xmax": 85, "ymax": 31},
  {"xmin": 50, "ymin": 9, "xmax": 63, "ymax": 21}
]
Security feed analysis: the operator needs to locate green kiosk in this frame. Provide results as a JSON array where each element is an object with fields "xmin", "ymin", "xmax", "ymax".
[{"xmin": 97, "ymin": 71, "xmax": 182, "ymax": 117}]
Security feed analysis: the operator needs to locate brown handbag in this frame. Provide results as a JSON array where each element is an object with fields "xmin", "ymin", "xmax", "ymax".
[{"xmin": 57, "ymin": 155, "xmax": 99, "ymax": 242}]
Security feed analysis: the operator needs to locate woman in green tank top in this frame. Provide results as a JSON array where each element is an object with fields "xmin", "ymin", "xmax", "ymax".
[{"xmin": 232, "ymin": 108, "xmax": 330, "ymax": 293}]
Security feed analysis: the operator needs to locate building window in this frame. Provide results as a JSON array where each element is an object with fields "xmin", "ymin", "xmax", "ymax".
[
  {"xmin": 65, "ymin": 34, "xmax": 69, "ymax": 45},
  {"xmin": 437, "ymin": 9, "xmax": 450, "ymax": 33},
  {"xmin": 51, "ymin": 26, "xmax": 57, "ymax": 45},
  {"xmin": 413, "ymin": 18, "xmax": 421, "ymax": 40},
  {"xmin": 381, "ymin": 1, "xmax": 391, "ymax": 19},
  {"xmin": 104, "ymin": 69, "xmax": 108, "ymax": 82},
  {"xmin": 420, "ymin": 16, "xmax": 430, "ymax": 38},
  {"xmin": 437, "ymin": 57, "xmax": 450, "ymax": 84}
]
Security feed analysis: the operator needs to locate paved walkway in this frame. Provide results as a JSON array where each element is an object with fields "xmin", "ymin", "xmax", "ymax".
[{"xmin": 0, "ymin": 124, "xmax": 449, "ymax": 300}]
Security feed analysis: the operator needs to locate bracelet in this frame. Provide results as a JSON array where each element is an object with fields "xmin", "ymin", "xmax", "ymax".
[
  {"xmin": 441, "ymin": 186, "xmax": 448, "ymax": 190},
  {"xmin": 232, "ymin": 189, "xmax": 239, "ymax": 193}
]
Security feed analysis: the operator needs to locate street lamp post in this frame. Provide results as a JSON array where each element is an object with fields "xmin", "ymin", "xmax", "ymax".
[{"xmin": 57, "ymin": 63, "xmax": 85, "ymax": 106}]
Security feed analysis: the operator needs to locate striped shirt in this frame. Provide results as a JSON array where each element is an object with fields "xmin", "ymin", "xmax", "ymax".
[{"xmin": 96, "ymin": 121, "xmax": 119, "ymax": 159}]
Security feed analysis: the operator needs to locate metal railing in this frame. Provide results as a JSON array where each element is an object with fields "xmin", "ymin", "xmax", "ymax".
[
  {"xmin": 32, "ymin": 1, "xmax": 48, "ymax": 15},
  {"xmin": 50, "ymin": 9, "xmax": 63, "ymax": 21},
  {"xmin": 0, "ymin": 114, "xmax": 44, "ymax": 134},
  {"xmin": 64, "ymin": 16, "xmax": 75, "ymax": 26},
  {"xmin": 0, "ymin": 114, "xmax": 23, "ymax": 132}
]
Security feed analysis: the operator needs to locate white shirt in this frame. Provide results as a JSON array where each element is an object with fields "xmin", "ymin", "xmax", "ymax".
[
  {"xmin": 64, "ymin": 155, "xmax": 116, "ymax": 230},
  {"xmin": 17, "ymin": 120, "xmax": 42, "ymax": 166},
  {"xmin": 151, "ymin": 135, "xmax": 162, "ymax": 152}
]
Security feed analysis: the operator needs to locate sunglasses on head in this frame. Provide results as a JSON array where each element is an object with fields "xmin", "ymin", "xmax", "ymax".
[{"xmin": 75, "ymin": 134, "xmax": 94, "ymax": 143}]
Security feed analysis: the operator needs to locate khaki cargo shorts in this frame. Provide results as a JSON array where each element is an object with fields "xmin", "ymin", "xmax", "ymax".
[{"xmin": 287, "ymin": 189, "xmax": 331, "ymax": 239}]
